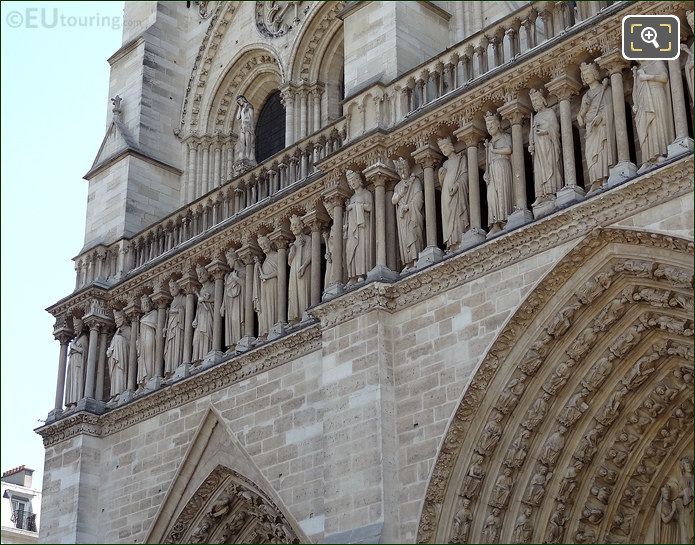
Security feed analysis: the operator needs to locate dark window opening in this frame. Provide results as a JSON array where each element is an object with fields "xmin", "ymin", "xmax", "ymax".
[{"xmin": 255, "ymin": 91, "xmax": 286, "ymax": 163}]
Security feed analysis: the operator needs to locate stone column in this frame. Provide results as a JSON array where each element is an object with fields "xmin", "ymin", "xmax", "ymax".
[
  {"xmin": 499, "ymin": 97, "xmax": 534, "ymax": 229},
  {"xmin": 312, "ymin": 86, "xmax": 323, "ymax": 133},
  {"xmin": 546, "ymin": 73, "xmax": 585, "ymax": 206},
  {"xmin": 125, "ymin": 304, "xmax": 140, "ymax": 391},
  {"xmin": 454, "ymin": 119, "xmax": 487, "ymax": 248},
  {"xmin": 52, "ymin": 328, "xmax": 72, "ymax": 414},
  {"xmin": 299, "ymin": 88, "xmax": 308, "ymax": 140},
  {"xmin": 597, "ymin": 51, "xmax": 637, "ymax": 186},
  {"xmin": 151, "ymin": 287, "xmax": 172, "ymax": 379},
  {"xmin": 95, "ymin": 327, "xmax": 110, "ymax": 402},
  {"xmin": 185, "ymin": 141, "xmax": 196, "ymax": 204},
  {"xmin": 269, "ymin": 225, "xmax": 292, "ymax": 339},
  {"xmin": 201, "ymin": 138, "xmax": 211, "ymax": 195},
  {"xmin": 667, "ymin": 58, "xmax": 695, "ymax": 156},
  {"xmin": 213, "ymin": 143, "xmax": 222, "ymax": 189},
  {"xmin": 363, "ymin": 161, "xmax": 399, "ymax": 281},
  {"xmin": 207, "ymin": 257, "xmax": 229, "ymax": 355},
  {"xmin": 322, "ymin": 180, "xmax": 351, "ymax": 299},
  {"xmin": 303, "ymin": 204, "xmax": 330, "ymax": 307},
  {"xmin": 178, "ymin": 268, "xmax": 200, "ymax": 366},
  {"xmin": 237, "ymin": 241, "xmax": 262, "ymax": 351},
  {"xmin": 412, "ymin": 143, "xmax": 444, "ymax": 268},
  {"xmin": 282, "ymin": 86, "xmax": 295, "ymax": 146},
  {"xmin": 385, "ymin": 182, "xmax": 398, "ymax": 272},
  {"xmin": 82, "ymin": 320, "xmax": 101, "ymax": 400}
]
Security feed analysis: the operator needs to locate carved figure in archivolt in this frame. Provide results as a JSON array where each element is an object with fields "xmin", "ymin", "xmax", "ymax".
[
  {"xmin": 192, "ymin": 265, "xmax": 215, "ymax": 360},
  {"xmin": 528, "ymin": 88, "xmax": 562, "ymax": 202},
  {"xmin": 164, "ymin": 279, "xmax": 185, "ymax": 374},
  {"xmin": 632, "ymin": 60, "xmax": 674, "ymax": 166},
  {"xmin": 437, "ymin": 137, "xmax": 469, "ymax": 252},
  {"xmin": 482, "ymin": 507, "xmax": 502, "ymax": 543},
  {"xmin": 450, "ymin": 496, "xmax": 472, "ymax": 543},
  {"xmin": 483, "ymin": 111, "xmax": 513, "ymax": 232},
  {"xmin": 235, "ymin": 95, "xmax": 256, "ymax": 164},
  {"xmin": 287, "ymin": 215, "xmax": 311, "ymax": 323},
  {"xmin": 106, "ymin": 309, "xmax": 130, "ymax": 397},
  {"xmin": 512, "ymin": 506, "xmax": 534, "ymax": 543},
  {"xmin": 222, "ymin": 249, "xmax": 245, "ymax": 346},
  {"xmin": 254, "ymin": 235, "xmax": 278, "ymax": 337},
  {"xmin": 138, "ymin": 294, "xmax": 158, "ymax": 383},
  {"xmin": 577, "ymin": 62, "xmax": 615, "ymax": 191},
  {"xmin": 65, "ymin": 317, "xmax": 88, "ymax": 405},
  {"xmin": 344, "ymin": 170, "xmax": 373, "ymax": 284},
  {"xmin": 392, "ymin": 157, "xmax": 424, "ymax": 268}
]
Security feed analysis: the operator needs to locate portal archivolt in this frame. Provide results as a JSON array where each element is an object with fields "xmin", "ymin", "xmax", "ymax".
[
  {"xmin": 418, "ymin": 228, "xmax": 694, "ymax": 544},
  {"xmin": 163, "ymin": 465, "xmax": 300, "ymax": 544}
]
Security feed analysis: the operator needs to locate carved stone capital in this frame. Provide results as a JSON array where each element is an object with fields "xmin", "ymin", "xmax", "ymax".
[
  {"xmin": 454, "ymin": 120, "xmax": 487, "ymax": 148},
  {"xmin": 237, "ymin": 242, "xmax": 263, "ymax": 266},
  {"xmin": 178, "ymin": 267, "xmax": 201, "ymax": 295},
  {"xmin": 53, "ymin": 315, "xmax": 74, "ymax": 344},
  {"xmin": 545, "ymin": 73, "xmax": 582, "ymax": 101},
  {"xmin": 596, "ymin": 49, "xmax": 630, "ymax": 75},
  {"xmin": 412, "ymin": 143, "xmax": 443, "ymax": 169},
  {"xmin": 150, "ymin": 281, "xmax": 173, "ymax": 308},
  {"xmin": 206, "ymin": 256, "xmax": 230, "ymax": 279},
  {"xmin": 302, "ymin": 202, "xmax": 330, "ymax": 231},
  {"xmin": 362, "ymin": 160, "xmax": 399, "ymax": 189},
  {"xmin": 268, "ymin": 225, "xmax": 293, "ymax": 250},
  {"xmin": 322, "ymin": 178, "xmax": 351, "ymax": 211},
  {"xmin": 498, "ymin": 96, "xmax": 532, "ymax": 125}
]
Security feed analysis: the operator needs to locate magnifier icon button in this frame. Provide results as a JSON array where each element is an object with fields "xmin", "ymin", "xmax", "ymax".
[{"xmin": 640, "ymin": 26, "xmax": 660, "ymax": 48}]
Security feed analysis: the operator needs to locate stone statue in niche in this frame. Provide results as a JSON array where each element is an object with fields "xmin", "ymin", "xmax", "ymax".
[
  {"xmin": 287, "ymin": 215, "xmax": 311, "ymax": 323},
  {"xmin": 512, "ymin": 506, "xmax": 534, "ymax": 543},
  {"xmin": 482, "ymin": 507, "xmax": 502, "ymax": 544},
  {"xmin": 392, "ymin": 157, "xmax": 424, "ymax": 269},
  {"xmin": 462, "ymin": 454, "xmax": 485, "ymax": 498},
  {"xmin": 477, "ymin": 410, "xmax": 503, "ymax": 455},
  {"xmin": 450, "ymin": 496, "xmax": 473, "ymax": 543},
  {"xmin": 632, "ymin": 60, "xmax": 674, "ymax": 168},
  {"xmin": 652, "ymin": 484, "xmax": 679, "ymax": 543},
  {"xmin": 528, "ymin": 88, "xmax": 563, "ymax": 204},
  {"xmin": 138, "ymin": 294, "xmax": 158, "ymax": 383},
  {"xmin": 253, "ymin": 235, "xmax": 278, "ymax": 337},
  {"xmin": 526, "ymin": 465, "xmax": 551, "ymax": 505},
  {"xmin": 344, "ymin": 170, "xmax": 373, "ymax": 284},
  {"xmin": 192, "ymin": 265, "xmax": 215, "ymax": 360},
  {"xmin": 577, "ymin": 62, "xmax": 615, "ymax": 192},
  {"xmin": 679, "ymin": 457, "xmax": 694, "ymax": 543},
  {"xmin": 323, "ymin": 229, "xmax": 336, "ymax": 287},
  {"xmin": 235, "ymin": 95, "xmax": 256, "ymax": 166},
  {"xmin": 222, "ymin": 249, "xmax": 245, "ymax": 347},
  {"xmin": 437, "ymin": 137, "xmax": 469, "ymax": 252},
  {"xmin": 65, "ymin": 317, "xmax": 88, "ymax": 405},
  {"xmin": 491, "ymin": 466, "xmax": 514, "ymax": 507},
  {"xmin": 164, "ymin": 279, "xmax": 185, "ymax": 374},
  {"xmin": 483, "ymin": 111, "xmax": 513, "ymax": 234},
  {"xmin": 540, "ymin": 426, "xmax": 566, "ymax": 467},
  {"xmin": 106, "ymin": 309, "xmax": 130, "ymax": 397},
  {"xmin": 683, "ymin": 11, "xmax": 694, "ymax": 105}
]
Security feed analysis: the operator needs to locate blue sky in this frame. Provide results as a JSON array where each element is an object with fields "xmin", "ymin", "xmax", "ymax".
[{"xmin": 1, "ymin": 2, "xmax": 123, "ymax": 486}]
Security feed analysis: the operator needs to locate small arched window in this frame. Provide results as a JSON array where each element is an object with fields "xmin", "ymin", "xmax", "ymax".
[{"xmin": 255, "ymin": 91, "xmax": 286, "ymax": 163}]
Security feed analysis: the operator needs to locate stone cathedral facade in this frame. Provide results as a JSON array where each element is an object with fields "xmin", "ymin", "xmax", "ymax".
[{"xmin": 37, "ymin": 1, "xmax": 694, "ymax": 543}]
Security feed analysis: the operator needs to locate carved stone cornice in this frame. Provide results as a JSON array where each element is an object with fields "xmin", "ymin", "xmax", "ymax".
[{"xmin": 36, "ymin": 324, "xmax": 322, "ymax": 447}]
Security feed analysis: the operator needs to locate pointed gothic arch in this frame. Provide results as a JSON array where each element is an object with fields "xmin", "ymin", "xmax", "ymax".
[
  {"xmin": 417, "ymin": 228, "xmax": 694, "ymax": 544},
  {"xmin": 147, "ymin": 407, "xmax": 308, "ymax": 544}
]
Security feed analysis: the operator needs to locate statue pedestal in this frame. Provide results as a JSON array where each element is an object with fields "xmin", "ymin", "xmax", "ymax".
[
  {"xmin": 233, "ymin": 159, "xmax": 256, "ymax": 177},
  {"xmin": 556, "ymin": 185, "xmax": 585, "ymax": 208},
  {"xmin": 46, "ymin": 408, "xmax": 63, "ymax": 423},
  {"xmin": 606, "ymin": 161, "xmax": 637, "ymax": 188},
  {"xmin": 416, "ymin": 245, "xmax": 444, "ymax": 269},
  {"xmin": 75, "ymin": 397, "xmax": 106, "ymax": 414},
  {"xmin": 172, "ymin": 363, "xmax": 192, "ymax": 381},
  {"xmin": 322, "ymin": 283, "xmax": 344, "ymax": 301},
  {"xmin": 143, "ymin": 376, "xmax": 163, "ymax": 393},
  {"xmin": 202, "ymin": 350, "xmax": 224, "ymax": 368},
  {"xmin": 532, "ymin": 198, "xmax": 556, "ymax": 220},
  {"xmin": 236, "ymin": 336, "xmax": 256, "ymax": 353},
  {"xmin": 367, "ymin": 264, "xmax": 399, "ymax": 283},
  {"xmin": 668, "ymin": 137, "xmax": 694, "ymax": 158},
  {"xmin": 115, "ymin": 389, "xmax": 134, "ymax": 406},
  {"xmin": 460, "ymin": 228, "xmax": 487, "ymax": 250},
  {"xmin": 504, "ymin": 208, "xmax": 534, "ymax": 231},
  {"xmin": 268, "ymin": 322, "xmax": 287, "ymax": 341}
]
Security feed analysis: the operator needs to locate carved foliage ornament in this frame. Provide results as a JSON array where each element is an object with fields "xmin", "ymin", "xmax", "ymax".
[{"xmin": 255, "ymin": 1, "xmax": 308, "ymax": 38}]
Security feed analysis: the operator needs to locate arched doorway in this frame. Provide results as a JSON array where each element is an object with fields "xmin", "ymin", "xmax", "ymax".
[
  {"xmin": 417, "ymin": 228, "xmax": 694, "ymax": 544},
  {"xmin": 255, "ymin": 91, "xmax": 286, "ymax": 163}
]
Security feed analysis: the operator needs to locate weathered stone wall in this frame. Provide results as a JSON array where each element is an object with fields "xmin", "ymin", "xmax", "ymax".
[{"xmin": 40, "ymin": 192, "xmax": 693, "ymax": 544}]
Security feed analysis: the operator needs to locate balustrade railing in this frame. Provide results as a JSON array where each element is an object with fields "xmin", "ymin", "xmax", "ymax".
[{"xmin": 73, "ymin": 121, "xmax": 346, "ymax": 289}]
